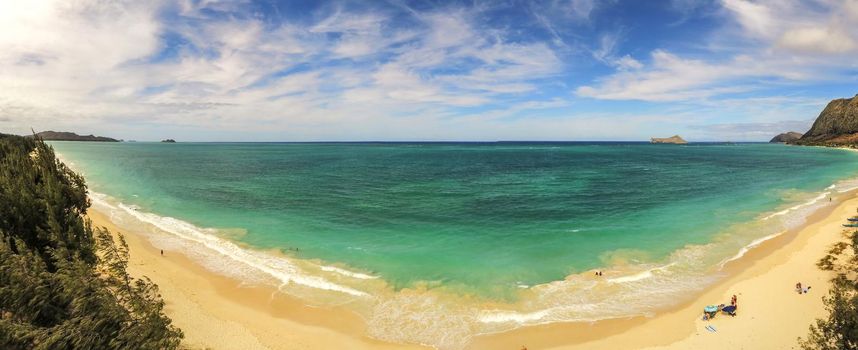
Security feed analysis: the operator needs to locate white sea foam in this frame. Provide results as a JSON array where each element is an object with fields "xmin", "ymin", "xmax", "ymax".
[
  {"xmin": 320, "ymin": 265, "xmax": 378, "ymax": 280},
  {"xmin": 762, "ymin": 191, "xmax": 830, "ymax": 220},
  {"xmin": 835, "ymin": 178, "xmax": 858, "ymax": 193},
  {"xmin": 479, "ymin": 309, "xmax": 553, "ymax": 323},
  {"xmin": 718, "ymin": 230, "xmax": 786, "ymax": 269},
  {"xmin": 607, "ymin": 262, "xmax": 677, "ymax": 284},
  {"xmin": 89, "ymin": 193, "xmax": 369, "ymax": 297}
]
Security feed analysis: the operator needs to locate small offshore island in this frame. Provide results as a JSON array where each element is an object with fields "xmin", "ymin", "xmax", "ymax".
[{"xmin": 650, "ymin": 135, "xmax": 688, "ymax": 144}]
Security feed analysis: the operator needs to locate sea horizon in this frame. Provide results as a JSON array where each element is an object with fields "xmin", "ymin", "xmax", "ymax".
[{"xmin": 71, "ymin": 140, "xmax": 773, "ymax": 144}]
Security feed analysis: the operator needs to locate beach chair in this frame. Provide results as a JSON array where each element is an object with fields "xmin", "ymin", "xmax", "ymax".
[{"xmin": 721, "ymin": 305, "xmax": 737, "ymax": 316}]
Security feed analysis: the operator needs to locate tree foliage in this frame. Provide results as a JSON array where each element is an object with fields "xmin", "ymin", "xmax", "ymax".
[
  {"xmin": 801, "ymin": 229, "xmax": 858, "ymax": 350},
  {"xmin": 0, "ymin": 134, "xmax": 182, "ymax": 349}
]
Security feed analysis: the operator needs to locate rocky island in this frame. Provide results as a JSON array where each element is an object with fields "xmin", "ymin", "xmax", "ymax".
[
  {"xmin": 770, "ymin": 132, "xmax": 803, "ymax": 143},
  {"xmin": 32, "ymin": 131, "xmax": 119, "ymax": 142},
  {"xmin": 161, "ymin": 139, "xmax": 177, "ymax": 143},
  {"xmin": 791, "ymin": 94, "xmax": 858, "ymax": 146},
  {"xmin": 650, "ymin": 135, "xmax": 687, "ymax": 144}
]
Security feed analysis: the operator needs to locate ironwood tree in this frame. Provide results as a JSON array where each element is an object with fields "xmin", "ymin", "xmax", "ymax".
[{"xmin": 0, "ymin": 133, "xmax": 182, "ymax": 349}]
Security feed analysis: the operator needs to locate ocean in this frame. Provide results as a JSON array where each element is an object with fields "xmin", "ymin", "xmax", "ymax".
[{"xmin": 51, "ymin": 141, "xmax": 858, "ymax": 349}]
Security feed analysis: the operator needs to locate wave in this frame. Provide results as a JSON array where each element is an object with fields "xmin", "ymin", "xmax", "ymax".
[
  {"xmin": 762, "ymin": 191, "xmax": 831, "ymax": 220},
  {"xmin": 479, "ymin": 309, "xmax": 553, "ymax": 323},
  {"xmin": 320, "ymin": 265, "xmax": 378, "ymax": 280},
  {"xmin": 835, "ymin": 178, "xmax": 858, "ymax": 193},
  {"xmin": 717, "ymin": 231, "xmax": 785, "ymax": 269},
  {"xmin": 89, "ymin": 192, "xmax": 370, "ymax": 297},
  {"xmin": 607, "ymin": 262, "xmax": 677, "ymax": 283}
]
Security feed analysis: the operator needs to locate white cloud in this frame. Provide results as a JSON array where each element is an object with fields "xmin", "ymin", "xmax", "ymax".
[
  {"xmin": 0, "ymin": 0, "xmax": 569, "ymax": 140},
  {"xmin": 777, "ymin": 26, "xmax": 856, "ymax": 54},
  {"xmin": 566, "ymin": 0, "xmax": 597, "ymax": 20},
  {"xmin": 721, "ymin": 0, "xmax": 775, "ymax": 38},
  {"xmin": 848, "ymin": 0, "xmax": 858, "ymax": 20},
  {"xmin": 576, "ymin": 50, "xmax": 774, "ymax": 101},
  {"xmin": 721, "ymin": 0, "xmax": 858, "ymax": 54},
  {"xmin": 614, "ymin": 55, "xmax": 643, "ymax": 70},
  {"xmin": 578, "ymin": 0, "xmax": 858, "ymax": 102}
]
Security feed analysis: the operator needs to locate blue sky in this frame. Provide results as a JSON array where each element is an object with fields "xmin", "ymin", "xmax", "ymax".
[{"xmin": 1, "ymin": 0, "xmax": 857, "ymax": 141}]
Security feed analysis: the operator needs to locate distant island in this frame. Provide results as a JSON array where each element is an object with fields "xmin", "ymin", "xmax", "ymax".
[
  {"xmin": 162, "ymin": 139, "xmax": 177, "ymax": 143},
  {"xmin": 769, "ymin": 132, "xmax": 803, "ymax": 143},
  {"xmin": 789, "ymin": 94, "xmax": 858, "ymax": 146},
  {"xmin": 32, "ymin": 131, "xmax": 119, "ymax": 142},
  {"xmin": 650, "ymin": 135, "xmax": 687, "ymax": 144}
]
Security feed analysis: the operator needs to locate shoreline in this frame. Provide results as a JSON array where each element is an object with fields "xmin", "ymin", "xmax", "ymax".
[
  {"xmin": 88, "ymin": 208, "xmax": 426, "ymax": 350},
  {"xmin": 86, "ymin": 187, "xmax": 856, "ymax": 349},
  {"xmin": 470, "ymin": 190, "xmax": 854, "ymax": 349}
]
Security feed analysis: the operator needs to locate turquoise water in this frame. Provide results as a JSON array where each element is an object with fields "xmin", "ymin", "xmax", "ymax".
[
  {"xmin": 52, "ymin": 141, "xmax": 858, "ymax": 348},
  {"xmin": 52, "ymin": 142, "xmax": 858, "ymax": 297}
]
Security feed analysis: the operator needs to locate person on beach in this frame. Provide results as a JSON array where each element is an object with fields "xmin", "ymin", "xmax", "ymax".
[
  {"xmin": 160, "ymin": 249, "xmax": 163, "ymax": 256},
  {"xmin": 731, "ymin": 295, "xmax": 737, "ymax": 306},
  {"xmin": 796, "ymin": 282, "xmax": 802, "ymax": 294}
]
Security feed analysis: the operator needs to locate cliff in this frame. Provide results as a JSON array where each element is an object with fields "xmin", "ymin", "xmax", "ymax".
[
  {"xmin": 793, "ymin": 94, "xmax": 858, "ymax": 146},
  {"xmin": 33, "ymin": 131, "xmax": 119, "ymax": 142},
  {"xmin": 769, "ymin": 132, "xmax": 803, "ymax": 143},
  {"xmin": 650, "ymin": 135, "xmax": 688, "ymax": 144}
]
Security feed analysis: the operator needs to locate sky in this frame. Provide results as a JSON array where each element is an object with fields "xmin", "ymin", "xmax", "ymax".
[{"xmin": 1, "ymin": 0, "xmax": 857, "ymax": 141}]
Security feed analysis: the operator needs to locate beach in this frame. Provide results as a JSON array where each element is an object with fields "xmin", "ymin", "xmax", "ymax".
[
  {"xmin": 87, "ymin": 209, "xmax": 425, "ymax": 350},
  {"xmin": 87, "ymin": 190, "xmax": 854, "ymax": 349}
]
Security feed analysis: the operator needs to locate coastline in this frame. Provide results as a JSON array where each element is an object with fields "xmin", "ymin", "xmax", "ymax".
[
  {"xmin": 471, "ymin": 190, "xmax": 854, "ymax": 349},
  {"xmin": 87, "ymin": 209, "xmax": 426, "ymax": 350},
  {"xmin": 87, "ymin": 188, "xmax": 855, "ymax": 349}
]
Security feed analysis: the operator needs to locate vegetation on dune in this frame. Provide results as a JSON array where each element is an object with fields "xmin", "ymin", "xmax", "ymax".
[
  {"xmin": 0, "ymin": 134, "xmax": 182, "ymax": 349},
  {"xmin": 801, "ymin": 229, "xmax": 858, "ymax": 349}
]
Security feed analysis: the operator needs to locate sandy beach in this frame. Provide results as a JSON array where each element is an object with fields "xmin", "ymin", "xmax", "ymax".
[
  {"xmin": 88, "ymin": 209, "xmax": 425, "ymax": 350},
  {"xmin": 88, "ymin": 192, "xmax": 855, "ymax": 350}
]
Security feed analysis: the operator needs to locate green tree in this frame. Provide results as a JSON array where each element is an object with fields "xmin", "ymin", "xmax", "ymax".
[
  {"xmin": 800, "ymin": 230, "xmax": 858, "ymax": 350},
  {"xmin": 0, "ymin": 134, "xmax": 182, "ymax": 349}
]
